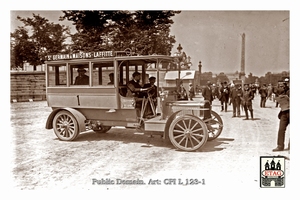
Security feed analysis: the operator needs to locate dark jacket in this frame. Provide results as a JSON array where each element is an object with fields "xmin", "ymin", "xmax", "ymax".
[
  {"xmin": 189, "ymin": 86, "xmax": 195, "ymax": 98},
  {"xmin": 127, "ymin": 79, "xmax": 143, "ymax": 98},
  {"xmin": 219, "ymin": 85, "xmax": 230, "ymax": 102},
  {"xmin": 177, "ymin": 85, "xmax": 188, "ymax": 100},
  {"xmin": 202, "ymin": 85, "xmax": 213, "ymax": 103},
  {"xmin": 143, "ymin": 83, "xmax": 157, "ymax": 99},
  {"xmin": 74, "ymin": 75, "xmax": 89, "ymax": 85},
  {"xmin": 230, "ymin": 87, "xmax": 243, "ymax": 103},
  {"xmin": 259, "ymin": 86, "xmax": 268, "ymax": 98},
  {"xmin": 241, "ymin": 89, "xmax": 254, "ymax": 106},
  {"xmin": 277, "ymin": 85, "xmax": 290, "ymax": 119}
]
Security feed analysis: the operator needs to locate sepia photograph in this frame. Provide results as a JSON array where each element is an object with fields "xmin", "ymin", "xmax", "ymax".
[{"xmin": 6, "ymin": 0, "xmax": 299, "ymax": 197}]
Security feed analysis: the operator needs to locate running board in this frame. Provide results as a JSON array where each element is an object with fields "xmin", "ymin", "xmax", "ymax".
[{"xmin": 144, "ymin": 115, "xmax": 167, "ymax": 132}]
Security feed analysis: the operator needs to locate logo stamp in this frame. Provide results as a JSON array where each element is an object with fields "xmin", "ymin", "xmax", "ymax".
[{"xmin": 260, "ymin": 156, "xmax": 285, "ymax": 188}]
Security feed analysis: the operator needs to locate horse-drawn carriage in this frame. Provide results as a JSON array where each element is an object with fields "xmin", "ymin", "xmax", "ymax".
[{"xmin": 45, "ymin": 50, "xmax": 223, "ymax": 151}]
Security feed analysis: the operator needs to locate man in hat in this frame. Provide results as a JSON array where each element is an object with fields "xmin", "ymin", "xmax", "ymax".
[
  {"xmin": 258, "ymin": 83, "xmax": 268, "ymax": 107},
  {"xmin": 241, "ymin": 83, "xmax": 254, "ymax": 120},
  {"xmin": 188, "ymin": 83, "xmax": 195, "ymax": 101},
  {"xmin": 74, "ymin": 68, "xmax": 89, "ymax": 85},
  {"xmin": 219, "ymin": 81, "xmax": 230, "ymax": 112},
  {"xmin": 273, "ymin": 79, "xmax": 290, "ymax": 151},
  {"xmin": 229, "ymin": 83, "xmax": 243, "ymax": 117}
]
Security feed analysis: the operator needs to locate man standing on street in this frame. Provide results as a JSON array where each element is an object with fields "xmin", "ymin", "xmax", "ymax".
[
  {"xmin": 219, "ymin": 81, "xmax": 230, "ymax": 112},
  {"xmin": 241, "ymin": 83, "xmax": 254, "ymax": 120},
  {"xmin": 273, "ymin": 79, "xmax": 290, "ymax": 152},
  {"xmin": 259, "ymin": 84, "xmax": 268, "ymax": 107},
  {"xmin": 229, "ymin": 83, "xmax": 243, "ymax": 117}
]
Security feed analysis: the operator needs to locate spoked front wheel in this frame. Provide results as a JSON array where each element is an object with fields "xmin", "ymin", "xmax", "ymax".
[{"xmin": 168, "ymin": 114, "xmax": 208, "ymax": 151}]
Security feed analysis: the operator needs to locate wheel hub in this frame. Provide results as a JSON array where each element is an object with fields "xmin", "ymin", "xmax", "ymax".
[
  {"xmin": 184, "ymin": 129, "xmax": 192, "ymax": 137},
  {"xmin": 62, "ymin": 121, "xmax": 69, "ymax": 128}
]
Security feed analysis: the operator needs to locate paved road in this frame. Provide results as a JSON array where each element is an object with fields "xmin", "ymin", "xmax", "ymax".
[{"xmin": 10, "ymin": 94, "xmax": 290, "ymax": 192}]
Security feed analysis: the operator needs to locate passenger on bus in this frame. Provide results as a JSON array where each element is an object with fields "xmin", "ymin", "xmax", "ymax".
[
  {"xmin": 143, "ymin": 76, "xmax": 157, "ymax": 100},
  {"xmin": 74, "ymin": 68, "xmax": 89, "ymax": 85},
  {"xmin": 107, "ymin": 73, "xmax": 114, "ymax": 85}
]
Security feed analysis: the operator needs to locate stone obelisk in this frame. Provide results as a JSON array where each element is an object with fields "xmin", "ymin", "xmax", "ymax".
[{"xmin": 240, "ymin": 33, "xmax": 246, "ymax": 83}]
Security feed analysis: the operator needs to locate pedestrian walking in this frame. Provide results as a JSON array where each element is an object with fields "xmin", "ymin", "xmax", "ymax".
[
  {"xmin": 259, "ymin": 84, "xmax": 268, "ymax": 107},
  {"xmin": 273, "ymin": 80, "xmax": 290, "ymax": 151},
  {"xmin": 219, "ymin": 81, "xmax": 230, "ymax": 112},
  {"xmin": 241, "ymin": 83, "xmax": 254, "ymax": 120},
  {"xmin": 229, "ymin": 83, "xmax": 243, "ymax": 117}
]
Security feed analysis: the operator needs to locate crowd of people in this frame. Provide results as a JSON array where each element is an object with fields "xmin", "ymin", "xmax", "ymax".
[{"xmin": 200, "ymin": 79, "xmax": 290, "ymax": 152}]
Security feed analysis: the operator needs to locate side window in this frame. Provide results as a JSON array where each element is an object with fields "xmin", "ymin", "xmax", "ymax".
[
  {"xmin": 92, "ymin": 62, "xmax": 114, "ymax": 86},
  {"xmin": 48, "ymin": 65, "xmax": 67, "ymax": 87},
  {"xmin": 71, "ymin": 65, "xmax": 89, "ymax": 85}
]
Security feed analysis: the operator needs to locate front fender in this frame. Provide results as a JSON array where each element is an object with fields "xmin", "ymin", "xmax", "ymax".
[
  {"xmin": 163, "ymin": 110, "xmax": 181, "ymax": 139},
  {"xmin": 45, "ymin": 108, "xmax": 87, "ymax": 133}
]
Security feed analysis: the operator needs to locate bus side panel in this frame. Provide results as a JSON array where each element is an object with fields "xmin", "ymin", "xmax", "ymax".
[{"xmin": 47, "ymin": 87, "xmax": 118, "ymax": 109}]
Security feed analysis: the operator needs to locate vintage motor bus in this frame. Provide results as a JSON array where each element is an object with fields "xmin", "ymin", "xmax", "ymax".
[{"xmin": 45, "ymin": 50, "xmax": 223, "ymax": 151}]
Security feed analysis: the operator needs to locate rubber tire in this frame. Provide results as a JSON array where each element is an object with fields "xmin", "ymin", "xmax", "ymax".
[
  {"xmin": 168, "ymin": 114, "xmax": 208, "ymax": 151},
  {"xmin": 52, "ymin": 110, "xmax": 79, "ymax": 141}
]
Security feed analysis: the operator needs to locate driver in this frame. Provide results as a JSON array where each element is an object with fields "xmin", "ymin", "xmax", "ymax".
[
  {"xmin": 126, "ymin": 72, "xmax": 149, "ymax": 98},
  {"xmin": 126, "ymin": 72, "xmax": 153, "ymax": 118}
]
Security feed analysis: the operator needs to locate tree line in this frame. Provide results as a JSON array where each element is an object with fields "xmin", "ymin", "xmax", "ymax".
[{"xmin": 11, "ymin": 10, "xmax": 181, "ymax": 70}]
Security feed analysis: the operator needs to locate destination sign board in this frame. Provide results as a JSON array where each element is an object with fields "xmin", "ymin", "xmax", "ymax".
[{"xmin": 45, "ymin": 51, "xmax": 114, "ymax": 61}]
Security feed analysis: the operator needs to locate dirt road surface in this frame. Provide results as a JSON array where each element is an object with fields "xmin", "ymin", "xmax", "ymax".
[{"xmin": 10, "ymin": 95, "xmax": 292, "ymax": 193}]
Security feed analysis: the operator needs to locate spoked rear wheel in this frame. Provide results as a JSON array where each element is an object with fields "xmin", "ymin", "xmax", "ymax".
[
  {"xmin": 53, "ymin": 110, "xmax": 79, "ymax": 141},
  {"xmin": 206, "ymin": 110, "xmax": 223, "ymax": 141},
  {"xmin": 168, "ymin": 114, "xmax": 208, "ymax": 151}
]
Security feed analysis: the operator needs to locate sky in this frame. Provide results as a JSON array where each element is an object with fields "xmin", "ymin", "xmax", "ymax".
[
  {"xmin": 10, "ymin": 9, "xmax": 290, "ymax": 77},
  {"xmin": 170, "ymin": 11, "xmax": 289, "ymax": 77}
]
